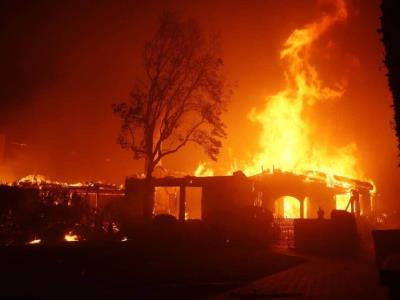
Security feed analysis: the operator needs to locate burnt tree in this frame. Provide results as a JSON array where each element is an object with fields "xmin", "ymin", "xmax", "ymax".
[
  {"xmin": 380, "ymin": 0, "xmax": 400, "ymax": 162},
  {"xmin": 113, "ymin": 12, "xmax": 230, "ymax": 220}
]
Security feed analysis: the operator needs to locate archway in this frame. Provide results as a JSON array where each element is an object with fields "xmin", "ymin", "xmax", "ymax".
[{"xmin": 275, "ymin": 196, "xmax": 306, "ymax": 219}]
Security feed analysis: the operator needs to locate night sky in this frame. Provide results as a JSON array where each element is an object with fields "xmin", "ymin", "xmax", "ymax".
[{"xmin": 0, "ymin": 0, "xmax": 399, "ymax": 210}]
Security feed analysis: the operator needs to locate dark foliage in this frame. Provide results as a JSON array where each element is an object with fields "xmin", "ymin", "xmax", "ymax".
[{"xmin": 380, "ymin": 0, "xmax": 400, "ymax": 163}]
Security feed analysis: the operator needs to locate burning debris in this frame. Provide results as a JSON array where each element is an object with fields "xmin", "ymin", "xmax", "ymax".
[
  {"xmin": 18, "ymin": 174, "xmax": 54, "ymax": 186},
  {"xmin": 0, "ymin": 174, "xmax": 125, "ymax": 246},
  {"xmin": 64, "ymin": 231, "xmax": 79, "ymax": 242},
  {"xmin": 28, "ymin": 238, "xmax": 41, "ymax": 245},
  {"xmin": 0, "ymin": 166, "xmax": 377, "ymax": 249}
]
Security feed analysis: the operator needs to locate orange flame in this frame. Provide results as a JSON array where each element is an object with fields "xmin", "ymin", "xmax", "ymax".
[
  {"xmin": 64, "ymin": 231, "xmax": 79, "ymax": 242},
  {"xmin": 246, "ymin": 0, "xmax": 352, "ymax": 175},
  {"xmin": 28, "ymin": 238, "xmax": 41, "ymax": 245},
  {"xmin": 233, "ymin": 0, "xmax": 370, "ymax": 217},
  {"xmin": 194, "ymin": 162, "xmax": 214, "ymax": 177}
]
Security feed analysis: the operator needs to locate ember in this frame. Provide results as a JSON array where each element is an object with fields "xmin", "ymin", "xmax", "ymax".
[
  {"xmin": 64, "ymin": 231, "xmax": 79, "ymax": 242},
  {"xmin": 28, "ymin": 238, "xmax": 41, "ymax": 245}
]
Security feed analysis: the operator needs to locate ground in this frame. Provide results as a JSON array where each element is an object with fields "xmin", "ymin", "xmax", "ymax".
[
  {"xmin": 0, "ymin": 241, "xmax": 303, "ymax": 299},
  {"xmin": 0, "ymin": 241, "xmax": 389, "ymax": 299},
  {"xmin": 213, "ymin": 247, "xmax": 389, "ymax": 300}
]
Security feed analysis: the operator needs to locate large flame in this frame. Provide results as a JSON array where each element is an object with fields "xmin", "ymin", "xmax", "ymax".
[
  {"xmin": 245, "ymin": 0, "xmax": 360, "ymax": 217},
  {"xmin": 247, "ymin": 0, "xmax": 352, "ymax": 175},
  {"xmin": 223, "ymin": 0, "xmax": 369, "ymax": 218},
  {"xmin": 245, "ymin": 0, "xmax": 363, "ymax": 217}
]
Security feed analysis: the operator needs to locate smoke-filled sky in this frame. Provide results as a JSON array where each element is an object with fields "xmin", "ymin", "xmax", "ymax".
[{"xmin": 0, "ymin": 0, "xmax": 399, "ymax": 210}]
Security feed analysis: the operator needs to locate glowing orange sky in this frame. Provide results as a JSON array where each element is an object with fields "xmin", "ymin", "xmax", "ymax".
[{"xmin": 0, "ymin": 0, "xmax": 398, "ymax": 210}]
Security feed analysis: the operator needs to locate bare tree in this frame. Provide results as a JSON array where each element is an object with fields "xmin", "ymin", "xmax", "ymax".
[{"xmin": 113, "ymin": 12, "xmax": 230, "ymax": 219}]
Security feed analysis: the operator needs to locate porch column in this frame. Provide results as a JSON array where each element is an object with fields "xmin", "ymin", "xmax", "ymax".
[
  {"xmin": 179, "ymin": 185, "xmax": 186, "ymax": 221},
  {"xmin": 300, "ymin": 198, "xmax": 304, "ymax": 219},
  {"xmin": 350, "ymin": 198, "xmax": 355, "ymax": 214},
  {"xmin": 355, "ymin": 197, "xmax": 361, "ymax": 217}
]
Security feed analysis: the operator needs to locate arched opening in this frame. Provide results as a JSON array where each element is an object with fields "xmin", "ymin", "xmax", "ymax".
[
  {"xmin": 275, "ymin": 196, "xmax": 304, "ymax": 219},
  {"xmin": 335, "ymin": 193, "xmax": 350, "ymax": 210}
]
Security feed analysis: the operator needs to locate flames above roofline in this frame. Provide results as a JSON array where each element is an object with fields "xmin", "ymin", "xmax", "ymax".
[{"xmin": 127, "ymin": 168, "xmax": 374, "ymax": 194}]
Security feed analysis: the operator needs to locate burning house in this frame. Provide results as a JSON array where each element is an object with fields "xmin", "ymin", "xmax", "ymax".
[
  {"xmin": 0, "ymin": 0, "xmax": 393, "ymax": 259},
  {"xmin": 124, "ymin": 169, "xmax": 374, "ymax": 250},
  {"xmin": 0, "ymin": 0, "xmax": 399, "ymax": 298},
  {"xmin": 125, "ymin": 169, "xmax": 374, "ymax": 221},
  {"xmin": 0, "ymin": 167, "xmax": 375, "ymax": 248},
  {"xmin": 122, "ymin": 0, "xmax": 378, "ymax": 230}
]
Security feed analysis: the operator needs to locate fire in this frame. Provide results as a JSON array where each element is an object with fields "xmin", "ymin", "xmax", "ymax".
[
  {"xmin": 18, "ymin": 174, "xmax": 52, "ymax": 185},
  {"xmin": 246, "ymin": 0, "xmax": 352, "ymax": 176},
  {"xmin": 28, "ymin": 238, "xmax": 41, "ymax": 245},
  {"xmin": 238, "ymin": 0, "xmax": 368, "ymax": 218},
  {"xmin": 281, "ymin": 197, "xmax": 309, "ymax": 219},
  {"xmin": 64, "ymin": 231, "xmax": 79, "ymax": 242},
  {"xmin": 194, "ymin": 162, "xmax": 214, "ymax": 177},
  {"xmin": 229, "ymin": 0, "xmax": 372, "ymax": 218}
]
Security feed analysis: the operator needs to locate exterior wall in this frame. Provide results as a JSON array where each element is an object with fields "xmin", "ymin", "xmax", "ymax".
[
  {"xmin": 125, "ymin": 179, "xmax": 147, "ymax": 220},
  {"xmin": 201, "ymin": 176, "xmax": 253, "ymax": 224},
  {"xmin": 360, "ymin": 191, "xmax": 372, "ymax": 214},
  {"xmin": 125, "ymin": 174, "xmax": 373, "ymax": 223},
  {"xmin": 306, "ymin": 195, "xmax": 336, "ymax": 218},
  {"xmin": 294, "ymin": 211, "xmax": 358, "ymax": 254}
]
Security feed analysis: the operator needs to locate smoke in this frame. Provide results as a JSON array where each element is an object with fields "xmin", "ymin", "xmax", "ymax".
[{"xmin": 0, "ymin": 1, "xmax": 150, "ymax": 183}]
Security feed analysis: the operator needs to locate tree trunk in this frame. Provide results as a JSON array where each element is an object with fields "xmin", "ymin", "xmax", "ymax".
[
  {"xmin": 143, "ymin": 159, "xmax": 155, "ymax": 221},
  {"xmin": 143, "ymin": 176, "xmax": 154, "ymax": 221}
]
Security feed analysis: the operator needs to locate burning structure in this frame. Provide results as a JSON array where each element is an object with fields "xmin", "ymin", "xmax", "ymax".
[
  {"xmin": 0, "ymin": 175, "xmax": 124, "ymax": 245},
  {"xmin": 124, "ymin": 169, "xmax": 373, "ymax": 250},
  {"xmin": 0, "ymin": 0, "xmax": 390, "ymax": 246},
  {"xmin": 0, "ymin": 166, "xmax": 374, "ymax": 247},
  {"xmin": 0, "ymin": 0, "xmax": 387, "ymax": 211},
  {"xmin": 126, "ymin": 169, "xmax": 374, "ymax": 222},
  {"xmin": 0, "ymin": 1, "xmax": 398, "ymax": 298},
  {"xmin": 123, "ymin": 0, "xmax": 377, "ymax": 225}
]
